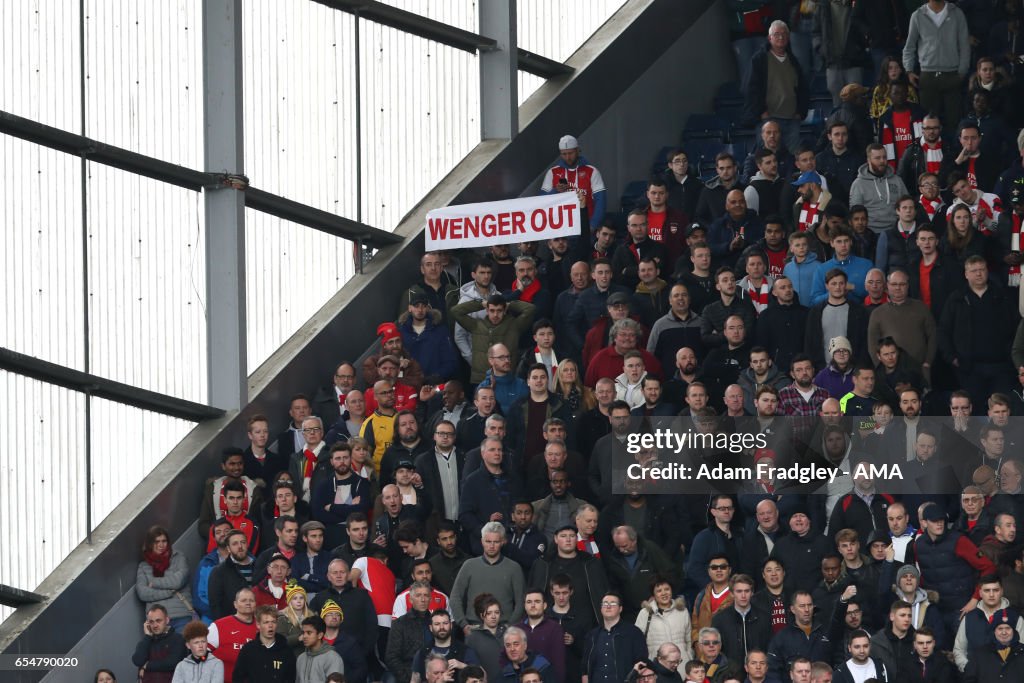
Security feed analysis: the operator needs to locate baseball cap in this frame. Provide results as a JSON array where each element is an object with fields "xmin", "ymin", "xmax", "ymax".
[
  {"xmin": 792, "ymin": 170, "xmax": 823, "ymax": 187},
  {"xmin": 559, "ymin": 135, "xmax": 579, "ymax": 150}
]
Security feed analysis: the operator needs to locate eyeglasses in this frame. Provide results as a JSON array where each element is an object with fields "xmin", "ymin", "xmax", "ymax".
[
  {"xmin": 708, "ymin": 564, "xmax": 730, "ymax": 570},
  {"xmin": 302, "ymin": 427, "xmax": 322, "ymax": 434},
  {"xmin": 847, "ymin": 609, "xmax": 863, "ymax": 615},
  {"xmin": 601, "ymin": 601, "xmax": 620, "ymax": 607},
  {"xmin": 714, "ymin": 505, "xmax": 734, "ymax": 512},
  {"xmin": 701, "ymin": 640, "xmax": 721, "ymax": 646},
  {"xmin": 435, "ymin": 431, "xmax": 455, "ymax": 437}
]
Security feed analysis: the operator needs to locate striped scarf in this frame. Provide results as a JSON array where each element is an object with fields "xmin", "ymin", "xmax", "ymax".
[
  {"xmin": 577, "ymin": 534, "xmax": 601, "ymax": 558},
  {"xmin": 1009, "ymin": 213, "xmax": 1024, "ymax": 286},
  {"xmin": 921, "ymin": 138, "xmax": 943, "ymax": 174},
  {"xmin": 797, "ymin": 201, "xmax": 820, "ymax": 232},
  {"xmin": 919, "ymin": 195, "xmax": 942, "ymax": 221},
  {"xmin": 747, "ymin": 279, "xmax": 771, "ymax": 315}
]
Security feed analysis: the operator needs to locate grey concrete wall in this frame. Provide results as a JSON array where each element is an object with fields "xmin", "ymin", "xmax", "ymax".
[{"xmin": 3, "ymin": 1, "xmax": 726, "ymax": 680}]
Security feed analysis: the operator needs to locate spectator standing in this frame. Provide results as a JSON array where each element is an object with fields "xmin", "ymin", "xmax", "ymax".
[
  {"xmin": 902, "ymin": 0, "xmax": 971, "ymax": 135},
  {"xmin": 541, "ymin": 134, "xmax": 607, "ymax": 229},
  {"xmin": 744, "ymin": 21, "xmax": 809, "ymax": 153}
]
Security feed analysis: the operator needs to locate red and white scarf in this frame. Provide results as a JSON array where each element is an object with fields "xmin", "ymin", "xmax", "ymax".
[
  {"xmin": 921, "ymin": 138, "xmax": 943, "ymax": 175},
  {"xmin": 919, "ymin": 195, "xmax": 943, "ymax": 222},
  {"xmin": 797, "ymin": 201, "xmax": 820, "ymax": 232},
  {"xmin": 531, "ymin": 345, "xmax": 559, "ymax": 389},
  {"xmin": 577, "ymin": 534, "xmax": 601, "ymax": 558},
  {"xmin": 747, "ymin": 279, "xmax": 771, "ymax": 315},
  {"xmin": 1009, "ymin": 213, "xmax": 1024, "ymax": 286}
]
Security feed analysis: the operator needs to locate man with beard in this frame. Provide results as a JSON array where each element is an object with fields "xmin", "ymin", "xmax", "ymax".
[
  {"xmin": 850, "ymin": 144, "xmax": 910, "ymax": 233},
  {"xmin": 662, "ymin": 347, "xmax": 700, "ymax": 410},
  {"xmin": 778, "ymin": 355, "xmax": 829, "ymax": 449},
  {"xmin": 312, "ymin": 444, "xmax": 372, "ymax": 551},
  {"xmin": 697, "ymin": 153, "xmax": 745, "ymax": 227}
]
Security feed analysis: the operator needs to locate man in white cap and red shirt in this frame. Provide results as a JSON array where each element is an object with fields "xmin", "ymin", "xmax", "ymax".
[{"xmin": 541, "ymin": 134, "xmax": 607, "ymax": 229}]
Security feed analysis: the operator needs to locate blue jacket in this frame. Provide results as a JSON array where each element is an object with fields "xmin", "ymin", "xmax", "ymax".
[
  {"xmin": 398, "ymin": 311, "xmax": 459, "ymax": 381},
  {"xmin": 767, "ymin": 622, "xmax": 833, "ymax": 678},
  {"xmin": 501, "ymin": 652, "xmax": 555, "ymax": 683},
  {"xmin": 291, "ymin": 549, "xmax": 331, "ymax": 594},
  {"xmin": 191, "ymin": 549, "xmax": 224, "ymax": 622},
  {"xmin": 809, "ymin": 255, "xmax": 873, "ymax": 305},
  {"xmin": 708, "ymin": 211, "xmax": 765, "ymax": 268},
  {"xmin": 581, "ymin": 620, "xmax": 649, "ymax": 683},
  {"xmin": 783, "ymin": 252, "xmax": 820, "ymax": 306},
  {"xmin": 684, "ymin": 525, "xmax": 743, "ymax": 604},
  {"xmin": 482, "ymin": 369, "xmax": 528, "ymax": 415},
  {"xmin": 311, "ymin": 473, "xmax": 373, "ymax": 526},
  {"xmin": 566, "ymin": 284, "xmax": 631, "ymax": 350},
  {"xmin": 458, "ymin": 467, "xmax": 525, "ymax": 554}
]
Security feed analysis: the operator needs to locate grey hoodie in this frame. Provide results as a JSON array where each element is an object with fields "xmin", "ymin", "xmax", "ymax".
[
  {"xmin": 849, "ymin": 163, "xmax": 908, "ymax": 233},
  {"xmin": 296, "ymin": 644, "xmax": 345, "ymax": 683},
  {"xmin": 171, "ymin": 654, "xmax": 224, "ymax": 683}
]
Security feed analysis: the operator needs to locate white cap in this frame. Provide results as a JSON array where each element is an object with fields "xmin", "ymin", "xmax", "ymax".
[{"xmin": 558, "ymin": 135, "xmax": 579, "ymax": 151}]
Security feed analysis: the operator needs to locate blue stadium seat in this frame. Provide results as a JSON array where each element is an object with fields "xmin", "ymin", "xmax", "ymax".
[
  {"xmin": 682, "ymin": 113, "xmax": 731, "ymax": 140},
  {"xmin": 619, "ymin": 180, "xmax": 649, "ymax": 214}
]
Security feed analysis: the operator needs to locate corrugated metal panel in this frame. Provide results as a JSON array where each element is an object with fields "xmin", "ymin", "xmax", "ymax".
[
  {"xmin": 86, "ymin": 163, "xmax": 208, "ymax": 403},
  {"xmin": 0, "ymin": 0, "xmax": 81, "ymax": 131},
  {"xmin": 84, "ymin": 0, "xmax": 202, "ymax": 168},
  {"xmin": 88, "ymin": 398, "xmax": 197, "ymax": 528},
  {"xmin": 359, "ymin": 25, "xmax": 480, "ymax": 230},
  {"xmin": 0, "ymin": 372, "xmax": 87, "ymax": 625},
  {"xmin": 242, "ymin": 0, "xmax": 358, "ymax": 217},
  {"xmin": 377, "ymin": 0, "xmax": 478, "ymax": 32},
  {"xmin": 517, "ymin": 0, "xmax": 627, "ymax": 103},
  {"xmin": 0, "ymin": 138, "xmax": 86, "ymax": 370}
]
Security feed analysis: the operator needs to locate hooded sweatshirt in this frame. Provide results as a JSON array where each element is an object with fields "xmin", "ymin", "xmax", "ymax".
[
  {"xmin": 296, "ymin": 644, "xmax": 345, "ymax": 683},
  {"xmin": 782, "ymin": 250, "xmax": 820, "ymax": 305},
  {"xmin": 849, "ymin": 163, "xmax": 909, "ymax": 233},
  {"xmin": 171, "ymin": 654, "xmax": 224, "ymax": 683}
]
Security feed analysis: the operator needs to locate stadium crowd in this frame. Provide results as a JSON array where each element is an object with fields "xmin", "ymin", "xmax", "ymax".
[{"xmin": 105, "ymin": 1, "xmax": 1024, "ymax": 683}]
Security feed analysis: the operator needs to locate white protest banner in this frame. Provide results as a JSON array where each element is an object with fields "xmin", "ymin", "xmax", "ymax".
[{"xmin": 425, "ymin": 193, "xmax": 581, "ymax": 251}]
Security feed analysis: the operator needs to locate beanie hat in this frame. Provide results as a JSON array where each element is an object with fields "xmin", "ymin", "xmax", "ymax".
[
  {"xmin": 285, "ymin": 580, "xmax": 306, "ymax": 604},
  {"xmin": 377, "ymin": 322, "xmax": 401, "ymax": 343},
  {"xmin": 320, "ymin": 599, "xmax": 344, "ymax": 621}
]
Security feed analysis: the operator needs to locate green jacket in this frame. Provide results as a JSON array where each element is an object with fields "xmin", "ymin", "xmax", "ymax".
[{"xmin": 450, "ymin": 299, "xmax": 536, "ymax": 382}]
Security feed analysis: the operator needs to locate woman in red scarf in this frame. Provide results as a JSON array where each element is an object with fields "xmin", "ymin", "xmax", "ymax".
[{"xmin": 135, "ymin": 525, "xmax": 195, "ymax": 632}]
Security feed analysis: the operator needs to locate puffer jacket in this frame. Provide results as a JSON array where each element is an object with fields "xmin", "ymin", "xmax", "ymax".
[{"xmin": 635, "ymin": 597, "xmax": 694, "ymax": 661}]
